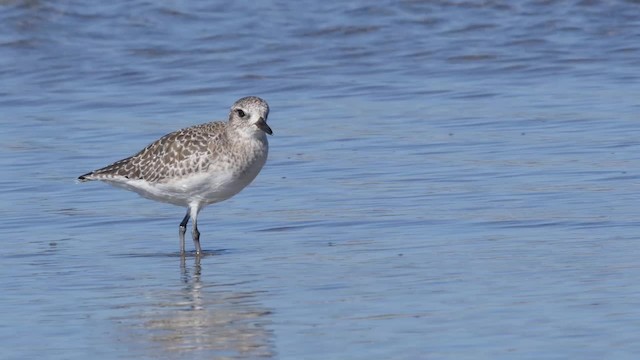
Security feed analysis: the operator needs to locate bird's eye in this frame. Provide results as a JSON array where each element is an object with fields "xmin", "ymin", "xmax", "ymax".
[{"xmin": 235, "ymin": 109, "xmax": 246, "ymax": 118}]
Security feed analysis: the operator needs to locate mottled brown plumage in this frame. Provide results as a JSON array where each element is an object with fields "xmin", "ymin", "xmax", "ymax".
[{"xmin": 79, "ymin": 122, "xmax": 228, "ymax": 183}]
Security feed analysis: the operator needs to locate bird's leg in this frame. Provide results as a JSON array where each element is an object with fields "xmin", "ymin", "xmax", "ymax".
[
  {"xmin": 179, "ymin": 210, "xmax": 190, "ymax": 255},
  {"xmin": 192, "ymin": 217, "xmax": 202, "ymax": 255},
  {"xmin": 190, "ymin": 205, "xmax": 202, "ymax": 255}
]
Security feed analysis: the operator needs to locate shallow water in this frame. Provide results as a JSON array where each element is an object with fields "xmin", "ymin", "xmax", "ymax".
[{"xmin": 1, "ymin": 0, "xmax": 640, "ymax": 359}]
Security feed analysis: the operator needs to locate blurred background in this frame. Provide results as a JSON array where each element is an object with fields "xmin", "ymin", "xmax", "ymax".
[{"xmin": 1, "ymin": 0, "xmax": 639, "ymax": 359}]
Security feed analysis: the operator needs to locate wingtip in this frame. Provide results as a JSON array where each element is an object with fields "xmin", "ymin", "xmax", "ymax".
[{"xmin": 77, "ymin": 173, "xmax": 92, "ymax": 182}]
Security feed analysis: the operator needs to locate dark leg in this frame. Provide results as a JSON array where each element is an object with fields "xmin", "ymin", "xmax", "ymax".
[
  {"xmin": 192, "ymin": 215, "xmax": 202, "ymax": 255},
  {"xmin": 189, "ymin": 205, "xmax": 202, "ymax": 255},
  {"xmin": 179, "ymin": 210, "xmax": 190, "ymax": 254}
]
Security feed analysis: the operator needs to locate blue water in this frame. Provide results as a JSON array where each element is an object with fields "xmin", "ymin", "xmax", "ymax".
[{"xmin": 1, "ymin": 1, "xmax": 640, "ymax": 359}]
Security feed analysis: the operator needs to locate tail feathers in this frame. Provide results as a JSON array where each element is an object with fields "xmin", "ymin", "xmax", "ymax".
[
  {"xmin": 77, "ymin": 170, "xmax": 128, "ymax": 182},
  {"xmin": 77, "ymin": 172, "xmax": 95, "ymax": 182},
  {"xmin": 78, "ymin": 157, "xmax": 136, "ymax": 183}
]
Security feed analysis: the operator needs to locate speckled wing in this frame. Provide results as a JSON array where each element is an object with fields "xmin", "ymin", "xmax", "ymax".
[{"xmin": 79, "ymin": 122, "xmax": 227, "ymax": 183}]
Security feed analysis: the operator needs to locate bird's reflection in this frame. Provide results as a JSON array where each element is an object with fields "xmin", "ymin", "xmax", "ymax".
[
  {"xmin": 180, "ymin": 253, "xmax": 201, "ymax": 285},
  {"xmin": 128, "ymin": 255, "xmax": 275, "ymax": 358}
]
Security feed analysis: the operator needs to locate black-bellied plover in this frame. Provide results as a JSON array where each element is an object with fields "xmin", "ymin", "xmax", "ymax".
[{"xmin": 78, "ymin": 96, "xmax": 272, "ymax": 255}]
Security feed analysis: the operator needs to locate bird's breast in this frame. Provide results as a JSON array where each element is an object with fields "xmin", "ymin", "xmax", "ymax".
[{"xmin": 197, "ymin": 138, "xmax": 268, "ymax": 204}]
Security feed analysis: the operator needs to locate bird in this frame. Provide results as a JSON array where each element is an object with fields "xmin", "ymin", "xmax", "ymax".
[{"xmin": 78, "ymin": 96, "xmax": 272, "ymax": 255}]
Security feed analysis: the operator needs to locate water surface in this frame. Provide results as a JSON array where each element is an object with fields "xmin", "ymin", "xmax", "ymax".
[{"xmin": 1, "ymin": 1, "xmax": 639, "ymax": 359}]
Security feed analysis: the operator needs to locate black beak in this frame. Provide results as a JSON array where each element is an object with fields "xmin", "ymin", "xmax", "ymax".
[{"xmin": 256, "ymin": 117, "xmax": 273, "ymax": 135}]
